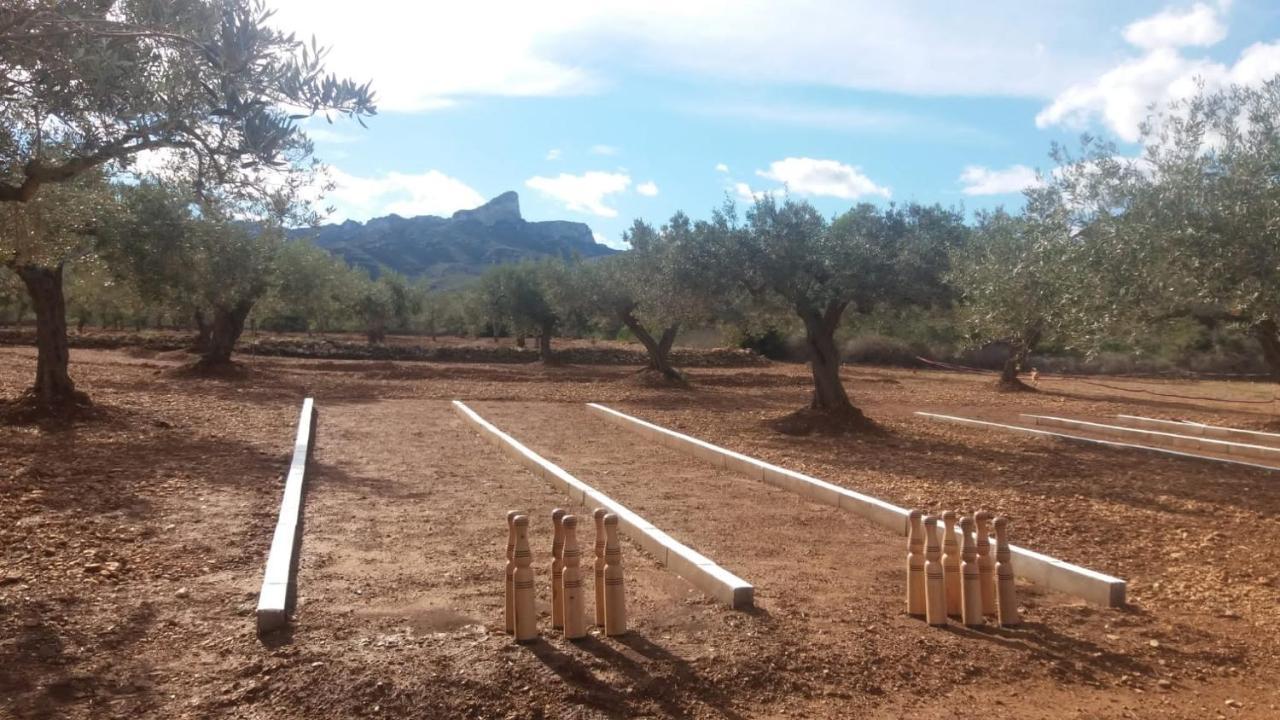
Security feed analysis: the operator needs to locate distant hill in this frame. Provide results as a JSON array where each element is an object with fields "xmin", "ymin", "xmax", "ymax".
[{"xmin": 291, "ymin": 191, "xmax": 617, "ymax": 286}]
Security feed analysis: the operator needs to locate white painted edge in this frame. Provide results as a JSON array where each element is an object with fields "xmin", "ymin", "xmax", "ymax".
[
  {"xmin": 588, "ymin": 403, "xmax": 1126, "ymax": 607},
  {"xmin": 256, "ymin": 397, "xmax": 317, "ymax": 634},
  {"xmin": 452, "ymin": 400, "xmax": 754, "ymax": 609},
  {"xmin": 1117, "ymin": 414, "xmax": 1280, "ymax": 445},
  {"xmin": 1023, "ymin": 414, "xmax": 1280, "ymax": 462}
]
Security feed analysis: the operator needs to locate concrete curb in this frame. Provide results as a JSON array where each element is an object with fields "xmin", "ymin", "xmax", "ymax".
[
  {"xmin": 256, "ymin": 397, "xmax": 318, "ymax": 634},
  {"xmin": 1116, "ymin": 414, "xmax": 1280, "ymax": 447},
  {"xmin": 1024, "ymin": 414, "xmax": 1280, "ymax": 463},
  {"xmin": 589, "ymin": 403, "xmax": 1126, "ymax": 607},
  {"xmin": 452, "ymin": 400, "xmax": 754, "ymax": 609}
]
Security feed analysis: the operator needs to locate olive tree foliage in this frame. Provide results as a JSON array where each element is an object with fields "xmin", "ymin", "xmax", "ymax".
[
  {"xmin": 473, "ymin": 261, "xmax": 568, "ymax": 361},
  {"xmin": 1047, "ymin": 77, "xmax": 1280, "ymax": 378},
  {"xmin": 572, "ymin": 214, "xmax": 715, "ymax": 380},
  {"xmin": 948, "ymin": 206, "xmax": 1079, "ymax": 388},
  {"xmin": 0, "ymin": 0, "xmax": 375, "ymax": 203},
  {"xmin": 354, "ymin": 271, "xmax": 417, "ymax": 345},
  {"xmin": 0, "ymin": 170, "xmax": 115, "ymax": 407},
  {"xmin": 103, "ymin": 179, "xmax": 296, "ymax": 367},
  {"xmin": 258, "ymin": 237, "xmax": 363, "ymax": 333},
  {"xmin": 694, "ymin": 197, "xmax": 966, "ymax": 426}
]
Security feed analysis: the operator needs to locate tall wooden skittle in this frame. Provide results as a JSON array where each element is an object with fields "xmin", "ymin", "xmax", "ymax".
[
  {"xmin": 592, "ymin": 508, "xmax": 607, "ymax": 627},
  {"xmin": 923, "ymin": 515, "xmax": 947, "ymax": 627},
  {"xmin": 550, "ymin": 508, "xmax": 566, "ymax": 630},
  {"xmin": 994, "ymin": 516, "xmax": 1021, "ymax": 627},
  {"xmin": 560, "ymin": 515, "xmax": 586, "ymax": 640},
  {"xmin": 974, "ymin": 511, "xmax": 996, "ymax": 617},
  {"xmin": 958, "ymin": 516, "xmax": 984, "ymax": 627},
  {"xmin": 906, "ymin": 510, "xmax": 926, "ymax": 617},
  {"xmin": 512, "ymin": 514, "xmax": 538, "ymax": 642},
  {"xmin": 504, "ymin": 510, "xmax": 519, "ymax": 634},
  {"xmin": 941, "ymin": 510, "xmax": 961, "ymax": 618},
  {"xmin": 602, "ymin": 513, "xmax": 628, "ymax": 636}
]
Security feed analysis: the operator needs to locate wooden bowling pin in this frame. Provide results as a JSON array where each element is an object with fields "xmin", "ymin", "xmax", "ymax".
[
  {"xmin": 602, "ymin": 513, "xmax": 628, "ymax": 636},
  {"xmin": 560, "ymin": 515, "xmax": 586, "ymax": 640},
  {"xmin": 974, "ymin": 511, "xmax": 996, "ymax": 617},
  {"xmin": 505, "ymin": 510, "xmax": 519, "ymax": 634},
  {"xmin": 550, "ymin": 508, "xmax": 566, "ymax": 630},
  {"xmin": 512, "ymin": 514, "xmax": 538, "ymax": 642},
  {"xmin": 941, "ymin": 511, "xmax": 962, "ymax": 618},
  {"xmin": 906, "ymin": 510, "xmax": 926, "ymax": 617},
  {"xmin": 994, "ymin": 516, "xmax": 1021, "ymax": 627},
  {"xmin": 923, "ymin": 515, "xmax": 947, "ymax": 627},
  {"xmin": 958, "ymin": 516, "xmax": 984, "ymax": 627},
  {"xmin": 593, "ymin": 508, "xmax": 606, "ymax": 627}
]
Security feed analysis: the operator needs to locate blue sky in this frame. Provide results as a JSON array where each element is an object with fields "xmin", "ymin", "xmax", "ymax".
[{"xmin": 272, "ymin": 1, "xmax": 1280, "ymax": 248}]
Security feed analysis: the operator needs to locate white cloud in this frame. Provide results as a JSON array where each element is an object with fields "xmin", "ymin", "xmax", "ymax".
[
  {"xmin": 1123, "ymin": 3, "xmax": 1226, "ymax": 50},
  {"xmin": 733, "ymin": 182, "xmax": 774, "ymax": 203},
  {"xmin": 590, "ymin": 144, "xmax": 619, "ymax": 156},
  {"xmin": 755, "ymin": 157, "xmax": 889, "ymax": 200},
  {"xmin": 324, "ymin": 168, "xmax": 486, "ymax": 221},
  {"xmin": 684, "ymin": 101, "xmax": 993, "ymax": 142},
  {"xmin": 715, "ymin": 163, "xmax": 730, "ymax": 173},
  {"xmin": 593, "ymin": 231, "xmax": 630, "ymax": 250},
  {"xmin": 958, "ymin": 164, "xmax": 1044, "ymax": 196},
  {"xmin": 269, "ymin": 1, "xmax": 1125, "ymax": 112},
  {"xmin": 525, "ymin": 171, "xmax": 631, "ymax": 217},
  {"xmin": 636, "ymin": 181, "xmax": 659, "ymax": 197},
  {"xmin": 545, "ymin": 148, "xmax": 562, "ymax": 160},
  {"xmin": 1037, "ymin": 3, "xmax": 1280, "ymax": 143}
]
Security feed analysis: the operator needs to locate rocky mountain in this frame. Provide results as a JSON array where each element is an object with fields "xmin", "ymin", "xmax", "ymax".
[{"xmin": 293, "ymin": 191, "xmax": 616, "ymax": 286}]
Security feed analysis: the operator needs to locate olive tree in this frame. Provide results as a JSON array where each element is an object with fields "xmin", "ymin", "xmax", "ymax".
[
  {"xmin": 475, "ymin": 261, "xmax": 566, "ymax": 361},
  {"xmin": 1047, "ymin": 78, "xmax": 1280, "ymax": 378},
  {"xmin": 948, "ymin": 207, "xmax": 1076, "ymax": 389},
  {"xmin": 696, "ymin": 197, "xmax": 965, "ymax": 429},
  {"xmin": 0, "ymin": 171, "xmax": 114, "ymax": 408},
  {"xmin": 0, "ymin": 0, "xmax": 374, "ymax": 408}
]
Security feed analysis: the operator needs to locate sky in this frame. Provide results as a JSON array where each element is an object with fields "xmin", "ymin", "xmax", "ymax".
[{"xmin": 268, "ymin": 0, "xmax": 1280, "ymax": 248}]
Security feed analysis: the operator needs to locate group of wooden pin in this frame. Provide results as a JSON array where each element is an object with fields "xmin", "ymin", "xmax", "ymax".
[
  {"xmin": 504, "ymin": 508, "xmax": 628, "ymax": 643},
  {"xmin": 907, "ymin": 509, "xmax": 1020, "ymax": 628}
]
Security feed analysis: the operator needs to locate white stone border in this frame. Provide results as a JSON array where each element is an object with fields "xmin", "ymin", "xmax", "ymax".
[
  {"xmin": 1116, "ymin": 414, "xmax": 1280, "ymax": 446},
  {"xmin": 452, "ymin": 401, "xmax": 754, "ymax": 609},
  {"xmin": 1023, "ymin": 414, "xmax": 1280, "ymax": 463},
  {"xmin": 590, "ymin": 403, "xmax": 1127, "ymax": 607},
  {"xmin": 256, "ymin": 397, "xmax": 318, "ymax": 634},
  {"xmin": 922, "ymin": 411, "xmax": 1280, "ymax": 474}
]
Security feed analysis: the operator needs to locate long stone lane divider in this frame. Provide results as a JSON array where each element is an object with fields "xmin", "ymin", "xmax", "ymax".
[
  {"xmin": 452, "ymin": 400, "xmax": 754, "ymax": 609},
  {"xmin": 256, "ymin": 397, "xmax": 318, "ymax": 634},
  {"xmin": 589, "ymin": 403, "xmax": 1126, "ymax": 608}
]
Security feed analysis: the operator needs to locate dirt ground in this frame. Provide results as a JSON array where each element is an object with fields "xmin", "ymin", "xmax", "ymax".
[{"xmin": 2, "ymin": 344, "xmax": 1279, "ymax": 719}]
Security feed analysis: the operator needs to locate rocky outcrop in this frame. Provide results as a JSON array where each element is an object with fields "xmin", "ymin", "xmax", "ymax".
[{"xmin": 294, "ymin": 192, "xmax": 614, "ymax": 285}]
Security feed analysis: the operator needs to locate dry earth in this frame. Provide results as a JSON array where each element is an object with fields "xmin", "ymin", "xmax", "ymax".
[{"xmin": 2, "ymin": 343, "xmax": 1279, "ymax": 719}]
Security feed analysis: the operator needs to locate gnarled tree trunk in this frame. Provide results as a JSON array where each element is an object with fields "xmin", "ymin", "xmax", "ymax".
[
  {"xmin": 537, "ymin": 322, "xmax": 554, "ymax": 363},
  {"xmin": 620, "ymin": 312, "xmax": 682, "ymax": 380},
  {"xmin": 199, "ymin": 299, "xmax": 254, "ymax": 366},
  {"xmin": 13, "ymin": 263, "xmax": 86, "ymax": 409},
  {"xmin": 1252, "ymin": 318, "xmax": 1280, "ymax": 381},
  {"xmin": 998, "ymin": 323, "xmax": 1042, "ymax": 391},
  {"xmin": 800, "ymin": 302, "xmax": 863, "ymax": 420},
  {"xmin": 192, "ymin": 309, "xmax": 212, "ymax": 353}
]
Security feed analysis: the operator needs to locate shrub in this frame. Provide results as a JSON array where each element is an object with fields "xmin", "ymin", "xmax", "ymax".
[{"xmin": 843, "ymin": 334, "xmax": 928, "ymax": 367}]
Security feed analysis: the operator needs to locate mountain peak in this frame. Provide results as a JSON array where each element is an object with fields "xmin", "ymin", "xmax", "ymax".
[{"xmin": 451, "ymin": 191, "xmax": 521, "ymax": 225}]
